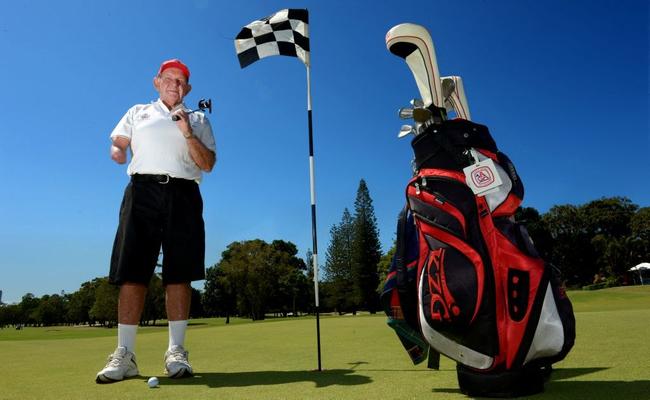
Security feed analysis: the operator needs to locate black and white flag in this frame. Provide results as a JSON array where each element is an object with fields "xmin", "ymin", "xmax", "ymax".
[{"xmin": 235, "ymin": 9, "xmax": 309, "ymax": 68}]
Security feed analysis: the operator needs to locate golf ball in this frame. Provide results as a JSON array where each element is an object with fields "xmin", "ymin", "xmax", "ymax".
[{"xmin": 147, "ymin": 376, "xmax": 159, "ymax": 388}]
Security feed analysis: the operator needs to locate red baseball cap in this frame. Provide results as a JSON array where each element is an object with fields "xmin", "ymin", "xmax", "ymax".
[{"xmin": 158, "ymin": 59, "xmax": 190, "ymax": 81}]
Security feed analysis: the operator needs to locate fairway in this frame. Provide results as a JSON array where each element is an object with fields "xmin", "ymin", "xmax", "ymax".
[{"xmin": 1, "ymin": 287, "xmax": 649, "ymax": 400}]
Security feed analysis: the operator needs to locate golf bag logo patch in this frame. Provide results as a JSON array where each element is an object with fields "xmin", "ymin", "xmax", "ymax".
[
  {"xmin": 463, "ymin": 157, "xmax": 503, "ymax": 196},
  {"xmin": 471, "ymin": 166, "xmax": 494, "ymax": 188}
]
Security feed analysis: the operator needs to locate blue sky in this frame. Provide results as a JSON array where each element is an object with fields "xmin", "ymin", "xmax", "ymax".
[{"xmin": 0, "ymin": 0, "xmax": 647, "ymax": 304}]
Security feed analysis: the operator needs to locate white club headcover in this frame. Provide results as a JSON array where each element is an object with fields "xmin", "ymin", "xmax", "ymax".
[{"xmin": 386, "ymin": 23, "xmax": 443, "ymax": 108}]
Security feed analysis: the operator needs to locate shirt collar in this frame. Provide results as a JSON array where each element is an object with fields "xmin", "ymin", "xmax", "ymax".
[{"xmin": 155, "ymin": 98, "xmax": 188, "ymax": 114}]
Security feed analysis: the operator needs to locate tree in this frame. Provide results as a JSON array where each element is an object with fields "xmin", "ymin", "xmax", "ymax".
[
  {"xmin": 90, "ymin": 278, "xmax": 118, "ymax": 327},
  {"xmin": 583, "ymin": 197, "xmax": 637, "ymax": 279},
  {"xmin": 377, "ymin": 244, "xmax": 396, "ymax": 294},
  {"xmin": 323, "ymin": 208, "xmax": 356, "ymax": 313},
  {"xmin": 189, "ymin": 288, "xmax": 205, "ymax": 319},
  {"xmin": 0, "ymin": 304, "xmax": 20, "ymax": 328},
  {"xmin": 270, "ymin": 240, "xmax": 310, "ymax": 316},
  {"xmin": 304, "ymin": 249, "xmax": 317, "ymax": 312},
  {"xmin": 542, "ymin": 204, "xmax": 593, "ymax": 286},
  {"xmin": 34, "ymin": 294, "xmax": 68, "ymax": 326},
  {"xmin": 141, "ymin": 274, "xmax": 164, "ymax": 326},
  {"xmin": 19, "ymin": 293, "xmax": 40, "ymax": 326},
  {"xmin": 203, "ymin": 265, "xmax": 235, "ymax": 321},
  {"xmin": 204, "ymin": 239, "xmax": 310, "ymax": 320},
  {"xmin": 67, "ymin": 278, "xmax": 102, "ymax": 325},
  {"xmin": 542, "ymin": 197, "xmax": 642, "ymax": 286},
  {"xmin": 629, "ymin": 207, "xmax": 650, "ymax": 266},
  {"xmin": 582, "ymin": 197, "xmax": 637, "ymax": 238},
  {"xmin": 351, "ymin": 179, "xmax": 382, "ymax": 313}
]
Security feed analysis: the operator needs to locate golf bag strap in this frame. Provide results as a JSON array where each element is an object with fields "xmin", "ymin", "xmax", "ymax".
[
  {"xmin": 395, "ymin": 206, "xmax": 408, "ymax": 289},
  {"xmin": 395, "ymin": 206, "xmax": 419, "ymax": 327},
  {"xmin": 427, "ymin": 346, "xmax": 441, "ymax": 370}
]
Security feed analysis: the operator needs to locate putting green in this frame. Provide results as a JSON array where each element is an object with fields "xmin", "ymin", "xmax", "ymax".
[{"xmin": 1, "ymin": 286, "xmax": 649, "ymax": 399}]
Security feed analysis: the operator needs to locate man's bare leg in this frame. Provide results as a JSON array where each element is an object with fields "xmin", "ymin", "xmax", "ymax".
[{"xmin": 164, "ymin": 282, "xmax": 193, "ymax": 377}]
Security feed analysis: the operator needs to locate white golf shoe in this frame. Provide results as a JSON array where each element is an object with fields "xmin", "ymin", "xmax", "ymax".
[
  {"xmin": 164, "ymin": 345, "xmax": 193, "ymax": 378},
  {"xmin": 95, "ymin": 346, "xmax": 139, "ymax": 383}
]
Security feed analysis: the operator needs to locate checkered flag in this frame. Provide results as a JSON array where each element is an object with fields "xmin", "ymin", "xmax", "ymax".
[
  {"xmin": 236, "ymin": 8, "xmax": 323, "ymax": 371},
  {"xmin": 235, "ymin": 9, "xmax": 309, "ymax": 68}
]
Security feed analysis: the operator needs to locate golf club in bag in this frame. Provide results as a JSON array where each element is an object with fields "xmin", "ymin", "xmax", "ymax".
[{"xmin": 381, "ymin": 23, "xmax": 575, "ymax": 398}]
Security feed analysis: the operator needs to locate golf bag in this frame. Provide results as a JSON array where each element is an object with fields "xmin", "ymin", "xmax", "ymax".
[{"xmin": 381, "ymin": 118, "xmax": 575, "ymax": 397}]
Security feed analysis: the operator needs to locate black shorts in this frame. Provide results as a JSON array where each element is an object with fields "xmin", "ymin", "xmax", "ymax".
[{"xmin": 109, "ymin": 175, "xmax": 206, "ymax": 285}]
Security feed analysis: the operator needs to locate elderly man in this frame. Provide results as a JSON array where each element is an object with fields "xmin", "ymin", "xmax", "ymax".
[{"xmin": 96, "ymin": 59, "xmax": 216, "ymax": 383}]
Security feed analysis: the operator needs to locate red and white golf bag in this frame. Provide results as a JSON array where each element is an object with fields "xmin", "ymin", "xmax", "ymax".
[
  {"xmin": 405, "ymin": 118, "xmax": 574, "ymax": 396},
  {"xmin": 382, "ymin": 23, "xmax": 575, "ymax": 397}
]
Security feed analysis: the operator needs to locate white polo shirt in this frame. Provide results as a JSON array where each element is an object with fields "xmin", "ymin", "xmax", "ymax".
[{"xmin": 110, "ymin": 99, "xmax": 217, "ymax": 182}]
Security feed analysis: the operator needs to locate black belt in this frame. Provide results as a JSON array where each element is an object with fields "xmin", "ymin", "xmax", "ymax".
[{"xmin": 131, "ymin": 174, "xmax": 194, "ymax": 185}]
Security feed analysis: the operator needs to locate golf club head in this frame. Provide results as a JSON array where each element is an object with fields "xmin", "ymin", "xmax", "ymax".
[
  {"xmin": 398, "ymin": 124, "xmax": 415, "ymax": 138},
  {"xmin": 399, "ymin": 107, "xmax": 414, "ymax": 119},
  {"xmin": 441, "ymin": 76, "xmax": 471, "ymax": 120},
  {"xmin": 386, "ymin": 23, "xmax": 443, "ymax": 108},
  {"xmin": 410, "ymin": 99, "xmax": 424, "ymax": 108},
  {"xmin": 171, "ymin": 98, "xmax": 213, "ymax": 121},
  {"xmin": 198, "ymin": 98, "xmax": 212, "ymax": 114},
  {"xmin": 441, "ymin": 78, "xmax": 456, "ymax": 101}
]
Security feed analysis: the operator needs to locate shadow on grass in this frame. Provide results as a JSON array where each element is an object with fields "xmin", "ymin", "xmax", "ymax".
[
  {"xmin": 547, "ymin": 380, "xmax": 650, "ymax": 398},
  {"xmin": 548, "ymin": 368, "xmax": 650, "ymax": 398},
  {"xmin": 346, "ymin": 360, "xmax": 453, "ymax": 373},
  {"xmin": 156, "ymin": 369, "xmax": 372, "ymax": 388},
  {"xmin": 431, "ymin": 368, "xmax": 650, "ymax": 398}
]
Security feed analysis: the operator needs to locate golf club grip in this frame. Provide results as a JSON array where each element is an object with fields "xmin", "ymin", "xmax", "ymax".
[{"xmin": 171, "ymin": 115, "xmax": 180, "ymax": 121}]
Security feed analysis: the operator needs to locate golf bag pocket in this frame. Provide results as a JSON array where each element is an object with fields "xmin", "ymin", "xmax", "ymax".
[
  {"xmin": 406, "ymin": 169, "xmax": 491, "ymax": 327},
  {"xmin": 406, "ymin": 170, "xmax": 499, "ymax": 364},
  {"xmin": 416, "ymin": 224, "xmax": 482, "ymax": 329}
]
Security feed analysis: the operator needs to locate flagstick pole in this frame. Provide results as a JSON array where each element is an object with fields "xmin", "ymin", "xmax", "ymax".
[{"xmin": 306, "ymin": 63, "xmax": 322, "ymax": 372}]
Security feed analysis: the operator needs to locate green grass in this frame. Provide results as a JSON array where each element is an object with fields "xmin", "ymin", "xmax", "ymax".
[
  {"xmin": 1, "ymin": 286, "xmax": 649, "ymax": 399},
  {"xmin": 0, "ymin": 317, "xmax": 253, "ymax": 342},
  {"xmin": 567, "ymin": 285, "xmax": 650, "ymax": 312}
]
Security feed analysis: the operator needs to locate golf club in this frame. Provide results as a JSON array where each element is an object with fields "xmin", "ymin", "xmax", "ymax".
[
  {"xmin": 171, "ymin": 98, "xmax": 212, "ymax": 121},
  {"xmin": 441, "ymin": 76, "xmax": 471, "ymax": 120}
]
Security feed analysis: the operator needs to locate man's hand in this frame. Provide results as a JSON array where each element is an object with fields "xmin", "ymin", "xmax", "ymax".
[
  {"xmin": 110, "ymin": 136, "xmax": 130, "ymax": 164},
  {"xmin": 172, "ymin": 109, "xmax": 216, "ymax": 172},
  {"xmin": 172, "ymin": 110, "xmax": 193, "ymax": 138}
]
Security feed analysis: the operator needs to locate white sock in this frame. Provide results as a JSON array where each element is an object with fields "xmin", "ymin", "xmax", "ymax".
[
  {"xmin": 168, "ymin": 320, "xmax": 188, "ymax": 350},
  {"xmin": 117, "ymin": 324, "xmax": 138, "ymax": 353}
]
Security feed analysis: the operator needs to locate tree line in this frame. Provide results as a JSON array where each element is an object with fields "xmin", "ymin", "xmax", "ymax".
[
  {"xmin": 0, "ymin": 179, "xmax": 382, "ymax": 327},
  {"xmin": 0, "ymin": 275, "xmax": 205, "ymax": 329},
  {"xmin": 1, "ymin": 191, "xmax": 646, "ymax": 328},
  {"xmin": 517, "ymin": 197, "xmax": 649, "ymax": 288}
]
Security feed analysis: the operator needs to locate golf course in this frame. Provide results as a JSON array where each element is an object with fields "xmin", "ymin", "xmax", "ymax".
[{"xmin": 1, "ymin": 286, "xmax": 649, "ymax": 400}]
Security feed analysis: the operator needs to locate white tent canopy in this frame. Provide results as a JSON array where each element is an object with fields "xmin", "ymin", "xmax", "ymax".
[
  {"xmin": 629, "ymin": 262, "xmax": 649, "ymax": 285},
  {"xmin": 629, "ymin": 262, "xmax": 650, "ymax": 271}
]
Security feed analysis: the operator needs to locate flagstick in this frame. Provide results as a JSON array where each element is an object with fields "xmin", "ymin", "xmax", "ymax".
[{"xmin": 306, "ymin": 64, "xmax": 322, "ymax": 372}]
